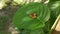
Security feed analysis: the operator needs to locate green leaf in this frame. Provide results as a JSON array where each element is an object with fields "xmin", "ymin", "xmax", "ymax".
[
  {"xmin": 47, "ymin": 1, "xmax": 60, "ymax": 34},
  {"xmin": 47, "ymin": 1, "xmax": 60, "ymax": 27},
  {"xmin": 20, "ymin": 29, "xmax": 45, "ymax": 34},
  {"xmin": 30, "ymin": 29, "xmax": 45, "ymax": 34},
  {"xmin": 13, "ymin": 2, "xmax": 50, "ymax": 30},
  {"xmin": 20, "ymin": 29, "xmax": 31, "ymax": 34},
  {"xmin": 50, "ymin": 1, "xmax": 60, "ymax": 17}
]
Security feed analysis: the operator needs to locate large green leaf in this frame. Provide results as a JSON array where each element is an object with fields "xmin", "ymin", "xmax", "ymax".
[{"xmin": 13, "ymin": 2, "xmax": 50, "ymax": 30}]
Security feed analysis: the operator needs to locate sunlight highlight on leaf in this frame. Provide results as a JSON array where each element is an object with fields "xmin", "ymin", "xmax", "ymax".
[
  {"xmin": 51, "ymin": 1, "xmax": 60, "ymax": 9},
  {"xmin": 0, "ymin": 0, "xmax": 7, "ymax": 9},
  {"xmin": 0, "ymin": 1, "xmax": 5, "ymax": 9}
]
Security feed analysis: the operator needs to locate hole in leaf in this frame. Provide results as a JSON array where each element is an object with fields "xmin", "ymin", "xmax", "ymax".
[{"xmin": 29, "ymin": 12, "xmax": 37, "ymax": 19}]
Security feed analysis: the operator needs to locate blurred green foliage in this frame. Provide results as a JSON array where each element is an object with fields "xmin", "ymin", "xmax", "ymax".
[
  {"xmin": 0, "ymin": 16, "xmax": 8, "ymax": 34},
  {"xmin": 0, "ymin": 0, "xmax": 60, "ymax": 34}
]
